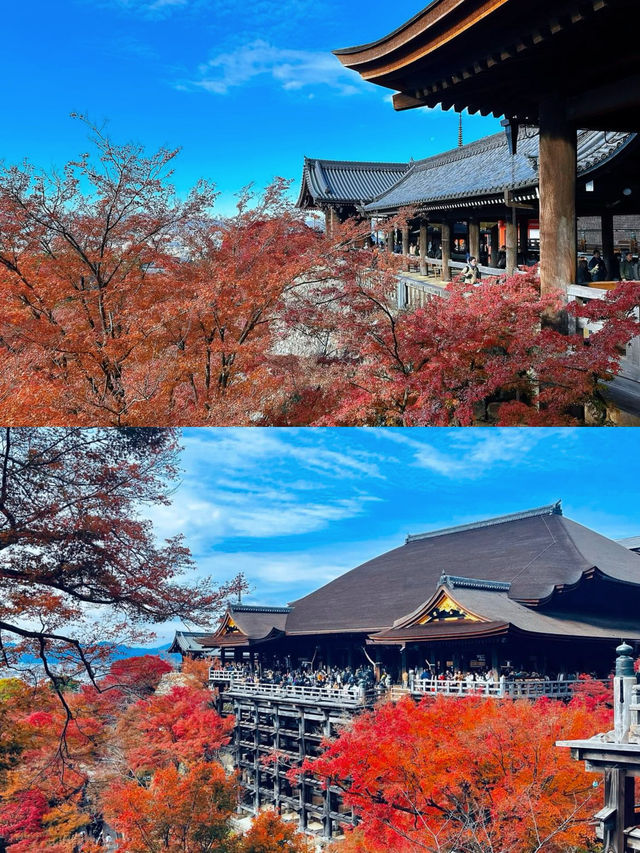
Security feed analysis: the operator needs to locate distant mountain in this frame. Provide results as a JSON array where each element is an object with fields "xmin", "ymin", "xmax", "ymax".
[{"xmin": 6, "ymin": 643, "xmax": 178, "ymax": 668}]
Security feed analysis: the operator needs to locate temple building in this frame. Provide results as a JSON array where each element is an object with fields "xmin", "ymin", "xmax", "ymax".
[
  {"xmin": 177, "ymin": 502, "xmax": 640, "ymax": 839},
  {"xmin": 297, "ymin": 129, "xmax": 639, "ymax": 277},
  {"xmin": 332, "ymin": 0, "xmax": 639, "ymax": 294},
  {"xmin": 296, "ymin": 158, "xmax": 409, "ymax": 238},
  {"xmin": 178, "ymin": 502, "xmax": 640, "ymax": 679}
]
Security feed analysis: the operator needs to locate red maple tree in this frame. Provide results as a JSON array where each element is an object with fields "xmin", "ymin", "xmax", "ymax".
[
  {"xmin": 294, "ymin": 692, "xmax": 611, "ymax": 853},
  {"xmin": 0, "ymin": 427, "xmax": 245, "ymax": 704}
]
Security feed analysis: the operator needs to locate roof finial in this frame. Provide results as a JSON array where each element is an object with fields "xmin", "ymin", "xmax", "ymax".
[{"xmin": 458, "ymin": 113, "xmax": 463, "ymax": 148}]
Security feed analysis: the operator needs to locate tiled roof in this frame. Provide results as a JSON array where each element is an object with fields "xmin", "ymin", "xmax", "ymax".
[
  {"xmin": 167, "ymin": 631, "xmax": 212, "ymax": 654},
  {"xmin": 297, "ymin": 157, "xmax": 409, "ymax": 207},
  {"xmin": 618, "ymin": 536, "xmax": 640, "ymax": 552},
  {"xmin": 370, "ymin": 586, "xmax": 640, "ymax": 643},
  {"xmin": 363, "ymin": 129, "xmax": 635, "ymax": 212},
  {"xmin": 284, "ymin": 508, "xmax": 640, "ymax": 635},
  {"xmin": 198, "ymin": 605, "xmax": 290, "ymax": 648}
]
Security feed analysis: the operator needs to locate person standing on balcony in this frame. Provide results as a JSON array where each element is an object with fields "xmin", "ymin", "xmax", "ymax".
[
  {"xmin": 462, "ymin": 256, "xmax": 481, "ymax": 286},
  {"xmin": 577, "ymin": 258, "xmax": 592, "ymax": 284},
  {"xmin": 620, "ymin": 251, "xmax": 638, "ymax": 281},
  {"xmin": 588, "ymin": 249, "xmax": 608, "ymax": 282}
]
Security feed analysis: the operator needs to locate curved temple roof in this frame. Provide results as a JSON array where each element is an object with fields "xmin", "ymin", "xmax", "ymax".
[
  {"xmin": 284, "ymin": 503, "xmax": 640, "ymax": 636},
  {"xmin": 297, "ymin": 157, "xmax": 409, "ymax": 209},
  {"xmin": 199, "ymin": 604, "xmax": 291, "ymax": 649},
  {"xmin": 333, "ymin": 0, "xmax": 639, "ymax": 130},
  {"xmin": 364, "ymin": 129, "xmax": 635, "ymax": 213}
]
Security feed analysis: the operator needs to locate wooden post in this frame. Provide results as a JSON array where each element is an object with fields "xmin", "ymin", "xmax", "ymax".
[
  {"xmin": 539, "ymin": 97, "xmax": 577, "ymax": 294},
  {"xmin": 387, "ymin": 227, "xmax": 394, "ymax": 253},
  {"xmin": 506, "ymin": 217, "xmax": 517, "ymax": 274},
  {"xmin": 602, "ymin": 212, "xmax": 615, "ymax": 280},
  {"xmin": 469, "ymin": 219, "xmax": 480, "ymax": 260},
  {"xmin": 441, "ymin": 222, "xmax": 452, "ymax": 282},
  {"xmin": 402, "ymin": 225, "xmax": 410, "ymax": 271},
  {"xmin": 419, "ymin": 220, "xmax": 428, "ymax": 275},
  {"xmin": 325, "ymin": 206, "xmax": 337, "ymax": 240},
  {"xmin": 490, "ymin": 224, "xmax": 500, "ymax": 266},
  {"xmin": 519, "ymin": 217, "xmax": 529, "ymax": 263},
  {"xmin": 402, "ymin": 225, "xmax": 410, "ymax": 256}
]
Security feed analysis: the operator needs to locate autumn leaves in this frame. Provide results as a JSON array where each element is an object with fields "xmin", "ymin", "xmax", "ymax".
[{"xmin": 2, "ymin": 126, "xmax": 639, "ymax": 426}]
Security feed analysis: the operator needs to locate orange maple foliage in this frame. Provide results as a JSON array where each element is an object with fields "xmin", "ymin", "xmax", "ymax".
[
  {"xmin": 103, "ymin": 761, "xmax": 238, "ymax": 853},
  {"xmin": 2, "ymin": 126, "xmax": 638, "ymax": 426},
  {"xmin": 241, "ymin": 808, "xmax": 312, "ymax": 853},
  {"xmin": 295, "ymin": 692, "xmax": 611, "ymax": 853}
]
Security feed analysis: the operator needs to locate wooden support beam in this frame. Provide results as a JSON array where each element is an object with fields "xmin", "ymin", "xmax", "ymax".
[
  {"xmin": 506, "ymin": 218, "xmax": 518, "ymax": 275},
  {"xmin": 441, "ymin": 222, "xmax": 452, "ymax": 282},
  {"xmin": 538, "ymin": 97, "xmax": 577, "ymax": 295},
  {"xmin": 602, "ymin": 212, "xmax": 615, "ymax": 280},
  {"xmin": 519, "ymin": 217, "xmax": 529, "ymax": 261},
  {"xmin": 469, "ymin": 220, "xmax": 480, "ymax": 259},
  {"xmin": 419, "ymin": 220, "xmax": 428, "ymax": 276}
]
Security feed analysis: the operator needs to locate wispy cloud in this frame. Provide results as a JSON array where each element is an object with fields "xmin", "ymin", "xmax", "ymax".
[
  {"xmin": 180, "ymin": 40, "xmax": 365, "ymax": 96},
  {"xmin": 376, "ymin": 429, "xmax": 576, "ymax": 478},
  {"xmin": 97, "ymin": 0, "xmax": 190, "ymax": 19},
  {"xmin": 148, "ymin": 429, "xmax": 384, "ymax": 549}
]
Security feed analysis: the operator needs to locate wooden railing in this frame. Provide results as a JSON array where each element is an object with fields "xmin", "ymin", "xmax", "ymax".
[
  {"xmin": 209, "ymin": 669, "xmax": 247, "ymax": 683},
  {"xmin": 569, "ymin": 284, "xmax": 640, "ymax": 384},
  {"xmin": 225, "ymin": 680, "xmax": 375, "ymax": 708},
  {"xmin": 404, "ymin": 677, "xmax": 584, "ymax": 699}
]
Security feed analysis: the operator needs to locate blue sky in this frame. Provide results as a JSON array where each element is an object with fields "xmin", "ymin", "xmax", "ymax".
[
  {"xmin": 3, "ymin": 0, "xmax": 501, "ymax": 215},
  {"xmin": 150, "ymin": 427, "xmax": 640, "ymax": 643}
]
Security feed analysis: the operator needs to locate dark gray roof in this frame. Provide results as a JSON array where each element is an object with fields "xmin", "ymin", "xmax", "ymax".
[
  {"xmin": 297, "ymin": 157, "xmax": 409, "ymax": 208},
  {"xmin": 200, "ymin": 604, "xmax": 291, "ymax": 648},
  {"xmin": 363, "ymin": 129, "xmax": 635, "ymax": 212},
  {"xmin": 168, "ymin": 631, "xmax": 212, "ymax": 654},
  {"xmin": 373, "ymin": 583, "xmax": 640, "ymax": 642},
  {"xmin": 285, "ymin": 505, "xmax": 640, "ymax": 635},
  {"xmin": 618, "ymin": 536, "xmax": 640, "ymax": 553}
]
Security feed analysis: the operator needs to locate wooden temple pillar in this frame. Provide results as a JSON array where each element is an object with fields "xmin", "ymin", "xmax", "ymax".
[
  {"xmin": 490, "ymin": 225, "xmax": 500, "ymax": 267},
  {"xmin": 419, "ymin": 220, "xmax": 428, "ymax": 275},
  {"xmin": 538, "ymin": 97, "xmax": 577, "ymax": 294},
  {"xmin": 402, "ymin": 225, "xmax": 410, "ymax": 269},
  {"xmin": 601, "ymin": 212, "xmax": 615, "ymax": 281},
  {"xmin": 468, "ymin": 219, "xmax": 480, "ymax": 260},
  {"xmin": 386, "ymin": 227, "xmax": 394, "ymax": 253},
  {"xmin": 506, "ymin": 217, "xmax": 518, "ymax": 275},
  {"xmin": 441, "ymin": 222, "xmax": 452, "ymax": 282},
  {"xmin": 325, "ymin": 206, "xmax": 338, "ymax": 240},
  {"xmin": 519, "ymin": 217, "xmax": 529, "ymax": 263}
]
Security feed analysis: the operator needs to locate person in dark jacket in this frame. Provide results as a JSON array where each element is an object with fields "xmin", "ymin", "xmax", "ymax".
[
  {"xmin": 620, "ymin": 252, "xmax": 638, "ymax": 281},
  {"xmin": 588, "ymin": 249, "xmax": 608, "ymax": 282},
  {"xmin": 577, "ymin": 258, "xmax": 592, "ymax": 284}
]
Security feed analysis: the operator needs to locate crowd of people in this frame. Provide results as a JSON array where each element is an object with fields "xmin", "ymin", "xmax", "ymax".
[
  {"xmin": 212, "ymin": 661, "xmax": 378, "ymax": 692},
  {"xmin": 577, "ymin": 248, "xmax": 639, "ymax": 283},
  {"xmin": 210, "ymin": 660, "xmax": 585, "ymax": 692}
]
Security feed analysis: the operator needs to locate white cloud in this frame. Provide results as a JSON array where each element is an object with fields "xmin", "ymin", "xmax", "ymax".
[
  {"xmin": 181, "ymin": 40, "xmax": 365, "ymax": 96},
  {"xmin": 376, "ymin": 429, "xmax": 575, "ymax": 478},
  {"xmin": 146, "ymin": 429, "xmax": 384, "ymax": 549},
  {"xmin": 99, "ymin": 0, "xmax": 189, "ymax": 17}
]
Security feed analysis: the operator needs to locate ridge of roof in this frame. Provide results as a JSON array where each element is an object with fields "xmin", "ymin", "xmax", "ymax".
[
  {"xmin": 230, "ymin": 604, "xmax": 292, "ymax": 614},
  {"xmin": 440, "ymin": 574, "xmax": 511, "ymax": 592},
  {"xmin": 411, "ymin": 132, "xmax": 506, "ymax": 170},
  {"xmin": 407, "ymin": 501, "xmax": 563, "ymax": 543},
  {"xmin": 305, "ymin": 156, "xmax": 409, "ymax": 170}
]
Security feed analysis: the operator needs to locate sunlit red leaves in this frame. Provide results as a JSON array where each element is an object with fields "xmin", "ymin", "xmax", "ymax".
[
  {"xmin": 117, "ymin": 684, "xmax": 234, "ymax": 773},
  {"xmin": 297, "ymin": 691, "xmax": 611, "ymax": 853},
  {"xmin": 1, "ymin": 129, "xmax": 638, "ymax": 427},
  {"xmin": 103, "ymin": 761, "xmax": 238, "ymax": 853},
  {"xmin": 241, "ymin": 808, "xmax": 311, "ymax": 853}
]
